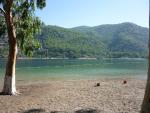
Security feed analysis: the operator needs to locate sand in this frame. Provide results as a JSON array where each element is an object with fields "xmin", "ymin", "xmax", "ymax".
[{"xmin": 0, "ymin": 78, "xmax": 146, "ymax": 113}]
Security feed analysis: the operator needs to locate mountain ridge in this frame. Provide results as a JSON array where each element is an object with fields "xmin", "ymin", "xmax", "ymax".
[
  {"xmin": 0, "ymin": 22, "xmax": 149, "ymax": 58},
  {"xmin": 71, "ymin": 22, "xmax": 148, "ymax": 29},
  {"xmin": 36, "ymin": 22, "xmax": 148, "ymax": 58}
]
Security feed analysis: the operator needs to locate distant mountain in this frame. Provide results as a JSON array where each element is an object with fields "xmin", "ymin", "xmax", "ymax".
[
  {"xmin": 0, "ymin": 22, "xmax": 149, "ymax": 58},
  {"xmin": 72, "ymin": 22, "xmax": 149, "ymax": 58}
]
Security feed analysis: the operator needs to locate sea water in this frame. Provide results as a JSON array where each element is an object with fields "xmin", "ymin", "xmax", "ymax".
[{"xmin": 0, "ymin": 58, "xmax": 148, "ymax": 82}]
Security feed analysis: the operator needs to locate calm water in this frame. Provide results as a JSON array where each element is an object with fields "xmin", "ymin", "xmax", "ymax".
[{"xmin": 0, "ymin": 58, "xmax": 148, "ymax": 82}]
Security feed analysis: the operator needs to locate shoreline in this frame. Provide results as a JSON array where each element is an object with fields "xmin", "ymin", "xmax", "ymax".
[{"xmin": 0, "ymin": 57, "xmax": 147, "ymax": 60}]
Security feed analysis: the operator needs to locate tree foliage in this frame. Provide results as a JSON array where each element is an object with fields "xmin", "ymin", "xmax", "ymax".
[
  {"xmin": 0, "ymin": 16, "xmax": 6, "ymax": 36},
  {"xmin": 0, "ymin": 0, "xmax": 46, "ymax": 56}
]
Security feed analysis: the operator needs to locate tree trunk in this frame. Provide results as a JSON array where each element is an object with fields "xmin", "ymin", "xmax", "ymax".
[
  {"xmin": 2, "ymin": 1, "xmax": 18, "ymax": 95},
  {"xmin": 141, "ymin": 42, "xmax": 150, "ymax": 113},
  {"xmin": 140, "ymin": 4, "xmax": 150, "ymax": 112}
]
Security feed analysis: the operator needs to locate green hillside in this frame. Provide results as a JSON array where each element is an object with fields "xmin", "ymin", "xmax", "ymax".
[
  {"xmin": 0, "ymin": 22, "xmax": 149, "ymax": 58},
  {"xmin": 36, "ymin": 25, "xmax": 106, "ymax": 58},
  {"xmin": 72, "ymin": 22, "xmax": 149, "ymax": 58}
]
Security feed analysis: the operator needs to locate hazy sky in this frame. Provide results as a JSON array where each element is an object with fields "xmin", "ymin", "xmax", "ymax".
[{"xmin": 36, "ymin": 0, "xmax": 149, "ymax": 28}]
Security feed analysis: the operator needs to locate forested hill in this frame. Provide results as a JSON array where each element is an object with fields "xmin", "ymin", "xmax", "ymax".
[
  {"xmin": 37, "ymin": 25, "xmax": 106, "ymax": 58},
  {"xmin": 36, "ymin": 22, "xmax": 148, "ymax": 58},
  {"xmin": 72, "ymin": 22, "xmax": 149, "ymax": 58},
  {"xmin": 0, "ymin": 22, "xmax": 149, "ymax": 58}
]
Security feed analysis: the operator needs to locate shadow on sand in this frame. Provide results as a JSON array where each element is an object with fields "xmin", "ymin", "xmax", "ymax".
[
  {"xmin": 23, "ymin": 108, "xmax": 101, "ymax": 113},
  {"xmin": 23, "ymin": 108, "xmax": 45, "ymax": 113},
  {"xmin": 75, "ymin": 108, "xmax": 100, "ymax": 113}
]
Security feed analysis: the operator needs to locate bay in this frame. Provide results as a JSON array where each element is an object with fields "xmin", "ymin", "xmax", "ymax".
[{"xmin": 0, "ymin": 58, "xmax": 148, "ymax": 82}]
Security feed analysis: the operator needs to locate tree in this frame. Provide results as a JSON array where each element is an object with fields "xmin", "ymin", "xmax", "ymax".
[
  {"xmin": 0, "ymin": 0, "xmax": 46, "ymax": 95},
  {"xmin": 140, "ymin": 4, "xmax": 150, "ymax": 113},
  {"xmin": 0, "ymin": 16, "xmax": 6, "ymax": 36}
]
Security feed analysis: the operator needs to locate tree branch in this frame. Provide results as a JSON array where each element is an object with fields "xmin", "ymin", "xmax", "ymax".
[{"xmin": 0, "ymin": 8, "xmax": 5, "ymax": 16}]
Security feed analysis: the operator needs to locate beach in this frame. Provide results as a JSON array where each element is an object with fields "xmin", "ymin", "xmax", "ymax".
[{"xmin": 0, "ymin": 78, "xmax": 146, "ymax": 113}]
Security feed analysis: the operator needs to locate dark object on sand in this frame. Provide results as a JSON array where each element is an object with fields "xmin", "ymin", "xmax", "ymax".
[
  {"xmin": 50, "ymin": 111, "xmax": 67, "ymax": 113},
  {"xmin": 94, "ymin": 83, "xmax": 100, "ymax": 87},
  {"xmin": 123, "ymin": 80, "xmax": 127, "ymax": 84},
  {"xmin": 75, "ymin": 108, "xmax": 100, "ymax": 113},
  {"xmin": 23, "ymin": 108, "xmax": 45, "ymax": 113}
]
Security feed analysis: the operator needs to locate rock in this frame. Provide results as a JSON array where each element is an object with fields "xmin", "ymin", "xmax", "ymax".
[
  {"xmin": 123, "ymin": 80, "xmax": 127, "ymax": 84},
  {"xmin": 94, "ymin": 83, "xmax": 100, "ymax": 87}
]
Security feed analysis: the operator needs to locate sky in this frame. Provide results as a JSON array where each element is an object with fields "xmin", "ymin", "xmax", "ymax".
[{"xmin": 35, "ymin": 0, "xmax": 149, "ymax": 28}]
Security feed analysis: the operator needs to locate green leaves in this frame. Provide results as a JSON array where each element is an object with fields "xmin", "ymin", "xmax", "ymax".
[
  {"xmin": 16, "ymin": 16, "xmax": 42, "ymax": 56},
  {"xmin": 0, "ymin": 0, "xmax": 46, "ymax": 57},
  {"xmin": 36, "ymin": 0, "xmax": 46, "ymax": 9},
  {"xmin": 24, "ymin": 40, "xmax": 41, "ymax": 57},
  {"xmin": 11, "ymin": 0, "xmax": 45, "ymax": 57},
  {"xmin": 0, "ymin": 16, "xmax": 6, "ymax": 36}
]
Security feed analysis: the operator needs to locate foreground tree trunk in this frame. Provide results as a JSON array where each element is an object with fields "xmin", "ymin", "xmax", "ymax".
[
  {"xmin": 141, "ymin": 7, "xmax": 150, "ymax": 112},
  {"xmin": 2, "ymin": 1, "xmax": 18, "ymax": 95},
  {"xmin": 141, "ymin": 41, "xmax": 150, "ymax": 112}
]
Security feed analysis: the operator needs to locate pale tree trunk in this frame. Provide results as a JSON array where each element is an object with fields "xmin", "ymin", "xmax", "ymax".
[
  {"xmin": 2, "ymin": 0, "xmax": 18, "ymax": 95},
  {"xmin": 140, "ymin": 3, "xmax": 150, "ymax": 112}
]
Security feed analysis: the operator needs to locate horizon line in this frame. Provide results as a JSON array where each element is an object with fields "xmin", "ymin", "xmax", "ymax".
[{"xmin": 44, "ymin": 21, "xmax": 149, "ymax": 29}]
